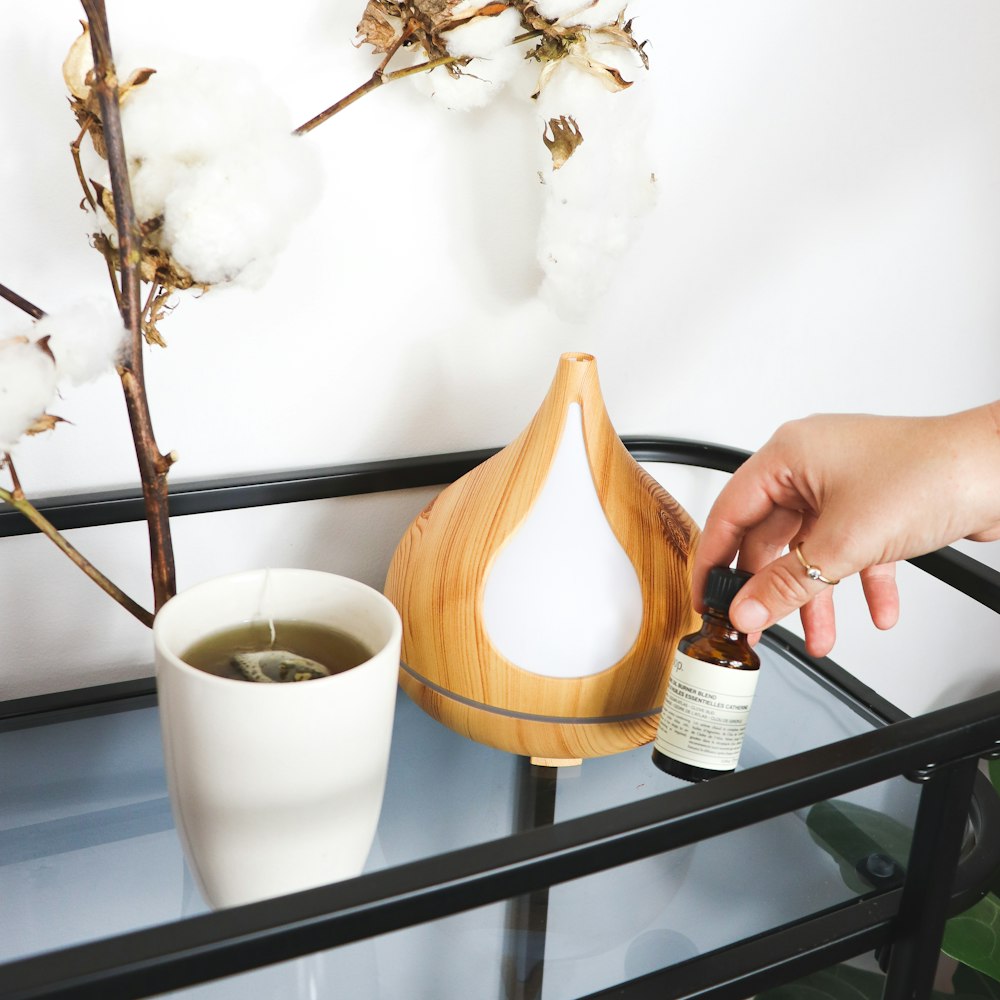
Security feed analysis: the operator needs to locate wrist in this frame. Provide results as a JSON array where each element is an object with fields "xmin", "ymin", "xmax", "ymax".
[{"xmin": 946, "ymin": 402, "xmax": 1000, "ymax": 539}]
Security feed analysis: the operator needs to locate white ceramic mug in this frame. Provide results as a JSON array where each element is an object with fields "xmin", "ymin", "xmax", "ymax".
[{"xmin": 154, "ymin": 568, "xmax": 402, "ymax": 909}]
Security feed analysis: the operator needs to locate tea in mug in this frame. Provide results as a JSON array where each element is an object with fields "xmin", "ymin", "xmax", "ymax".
[{"xmin": 181, "ymin": 619, "xmax": 374, "ymax": 683}]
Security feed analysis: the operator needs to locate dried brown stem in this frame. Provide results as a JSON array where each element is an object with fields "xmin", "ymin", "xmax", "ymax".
[
  {"xmin": 82, "ymin": 0, "xmax": 176, "ymax": 611},
  {"xmin": 294, "ymin": 53, "xmax": 463, "ymax": 134},
  {"xmin": 140, "ymin": 282, "xmax": 172, "ymax": 347},
  {"xmin": 0, "ymin": 483, "xmax": 154, "ymax": 628},
  {"xmin": 377, "ymin": 18, "xmax": 419, "ymax": 74},
  {"xmin": 294, "ymin": 28, "xmax": 541, "ymax": 136},
  {"xmin": 3, "ymin": 452, "xmax": 24, "ymax": 497},
  {"xmin": 71, "ymin": 126, "xmax": 122, "ymax": 308},
  {"xmin": 70, "ymin": 125, "xmax": 98, "ymax": 212},
  {"xmin": 142, "ymin": 280, "xmax": 159, "ymax": 322},
  {"xmin": 0, "ymin": 305, "xmax": 158, "ymax": 624},
  {"xmin": 104, "ymin": 253, "xmax": 123, "ymax": 312},
  {"xmin": 0, "ymin": 283, "xmax": 45, "ymax": 320}
]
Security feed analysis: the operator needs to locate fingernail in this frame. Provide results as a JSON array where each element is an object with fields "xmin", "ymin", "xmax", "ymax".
[{"xmin": 733, "ymin": 598, "xmax": 768, "ymax": 632}]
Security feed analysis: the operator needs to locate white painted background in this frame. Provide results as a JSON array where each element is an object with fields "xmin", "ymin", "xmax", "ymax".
[{"xmin": 2, "ymin": 1, "xmax": 999, "ymax": 714}]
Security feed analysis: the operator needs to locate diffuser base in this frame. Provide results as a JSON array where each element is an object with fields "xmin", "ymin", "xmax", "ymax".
[{"xmin": 399, "ymin": 669, "xmax": 659, "ymax": 760}]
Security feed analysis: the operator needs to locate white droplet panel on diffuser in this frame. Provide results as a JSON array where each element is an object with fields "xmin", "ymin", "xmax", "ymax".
[{"xmin": 481, "ymin": 402, "xmax": 643, "ymax": 678}]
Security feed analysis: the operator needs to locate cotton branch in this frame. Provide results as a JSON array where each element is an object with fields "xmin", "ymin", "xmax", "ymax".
[
  {"xmin": 81, "ymin": 0, "xmax": 176, "ymax": 611},
  {"xmin": 70, "ymin": 126, "xmax": 123, "ymax": 311},
  {"xmin": 294, "ymin": 27, "xmax": 541, "ymax": 135},
  {"xmin": 0, "ymin": 283, "xmax": 45, "ymax": 321},
  {"xmin": 0, "ymin": 478, "xmax": 154, "ymax": 628},
  {"xmin": 0, "ymin": 299, "xmax": 155, "ymax": 625},
  {"xmin": 295, "ymin": 52, "xmax": 465, "ymax": 133}
]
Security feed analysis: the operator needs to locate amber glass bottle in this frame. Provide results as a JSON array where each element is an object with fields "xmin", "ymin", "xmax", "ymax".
[{"xmin": 652, "ymin": 566, "xmax": 760, "ymax": 782}]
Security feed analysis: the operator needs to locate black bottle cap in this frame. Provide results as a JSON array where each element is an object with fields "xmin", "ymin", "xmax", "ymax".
[{"xmin": 704, "ymin": 566, "xmax": 752, "ymax": 613}]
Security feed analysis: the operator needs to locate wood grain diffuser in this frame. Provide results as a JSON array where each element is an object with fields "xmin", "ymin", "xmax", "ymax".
[{"xmin": 384, "ymin": 353, "xmax": 702, "ymax": 763}]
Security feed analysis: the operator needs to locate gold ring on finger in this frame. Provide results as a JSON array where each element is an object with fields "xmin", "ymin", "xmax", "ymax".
[{"xmin": 794, "ymin": 545, "xmax": 840, "ymax": 586}]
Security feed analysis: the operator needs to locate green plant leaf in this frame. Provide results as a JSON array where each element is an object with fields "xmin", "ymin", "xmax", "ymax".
[
  {"xmin": 985, "ymin": 762, "xmax": 1000, "ymax": 899},
  {"xmin": 943, "ymin": 893, "xmax": 1000, "ymax": 982},
  {"xmin": 756, "ymin": 962, "xmax": 958, "ymax": 1000},
  {"xmin": 805, "ymin": 799, "xmax": 912, "ymax": 894},
  {"xmin": 987, "ymin": 759, "xmax": 1000, "ymax": 796},
  {"xmin": 953, "ymin": 959, "xmax": 1000, "ymax": 999},
  {"xmin": 755, "ymin": 963, "xmax": 886, "ymax": 1000}
]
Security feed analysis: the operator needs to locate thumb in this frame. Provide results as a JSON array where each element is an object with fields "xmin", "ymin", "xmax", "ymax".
[{"xmin": 728, "ymin": 545, "xmax": 843, "ymax": 634}]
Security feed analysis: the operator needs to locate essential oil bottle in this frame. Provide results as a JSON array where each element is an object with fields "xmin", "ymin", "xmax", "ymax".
[{"xmin": 652, "ymin": 566, "xmax": 761, "ymax": 782}]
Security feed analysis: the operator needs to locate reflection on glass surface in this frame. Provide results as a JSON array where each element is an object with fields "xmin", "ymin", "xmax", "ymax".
[
  {"xmin": 0, "ymin": 709, "xmax": 182, "ymax": 961},
  {"xmin": 0, "ymin": 636, "xmax": 922, "ymax": 998}
]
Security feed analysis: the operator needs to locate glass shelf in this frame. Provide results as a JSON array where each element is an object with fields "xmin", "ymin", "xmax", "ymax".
[{"xmin": 3, "ymin": 439, "xmax": 1000, "ymax": 1000}]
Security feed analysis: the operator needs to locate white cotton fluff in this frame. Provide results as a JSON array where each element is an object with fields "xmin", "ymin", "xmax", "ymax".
[
  {"xmin": 115, "ymin": 54, "xmax": 322, "ymax": 288},
  {"xmin": 533, "ymin": 0, "xmax": 626, "ymax": 29},
  {"xmin": 411, "ymin": 43, "xmax": 526, "ymax": 110},
  {"xmin": 534, "ymin": 45, "xmax": 656, "ymax": 318},
  {"xmin": 449, "ymin": 0, "xmax": 490, "ymax": 17},
  {"xmin": 33, "ymin": 300, "xmax": 127, "ymax": 386},
  {"xmin": 443, "ymin": 7, "xmax": 523, "ymax": 59},
  {"xmin": 0, "ymin": 339, "xmax": 58, "ymax": 452}
]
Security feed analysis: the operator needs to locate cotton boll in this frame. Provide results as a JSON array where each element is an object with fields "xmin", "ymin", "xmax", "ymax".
[
  {"xmin": 411, "ymin": 45, "xmax": 526, "ymax": 110},
  {"xmin": 162, "ymin": 137, "xmax": 320, "ymax": 288},
  {"xmin": 532, "ymin": 0, "xmax": 580, "ymax": 17},
  {"xmin": 443, "ymin": 7, "xmax": 523, "ymax": 59},
  {"xmin": 119, "ymin": 54, "xmax": 293, "ymax": 169},
  {"xmin": 537, "ymin": 155, "xmax": 655, "ymax": 317},
  {"xmin": 450, "ymin": 0, "xmax": 489, "ymax": 17},
  {"xmin": 0, "ymin": 340, "xmax": 58, "ymax": 452},
  {"xmin": 115, "ymin": 53, "xmax": 322, "ymax": 288},
  {"xmin": 412, "ymin": 63, "xmax": 496, "ymax": 111},
  {"xmin": 534, "ymin": 55, "xmax": 656, "ymax": 318},
  {"xmin": 534, "ymin": 0, "xmax": 626, "ymax": 28},
  {"xmin": 535, "ymin": 41, "xmax": 650, "ymax": 160},
  {"xmin": 533, "ymin": 0, "xmax": 583, "ymax": 18},
  {"xmin": 34, "ymin": 300, "xmax": 127, "ymax": 386},
  {"xmin": 539, "ymin": 36, "xmax": 644, "ymax": 113},
  {"xmin": 128, "ymin": 157, "xmax": 186, "ymax": 224}
]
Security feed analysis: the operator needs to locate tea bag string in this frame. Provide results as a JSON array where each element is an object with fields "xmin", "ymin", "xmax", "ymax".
[{"xmin": 257, "ymin": 569, "xmax": 277, "ymax": 650}]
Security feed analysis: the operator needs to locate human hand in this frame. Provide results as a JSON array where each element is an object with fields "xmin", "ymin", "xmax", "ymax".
[{"xmin": 692, "ymin": 404, "xmax": 1000, "ymax": 657}]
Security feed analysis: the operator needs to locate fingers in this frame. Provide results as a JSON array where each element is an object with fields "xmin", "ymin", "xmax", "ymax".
[
  {"xmin": 799, "ymin": 587, "xmax": 837, "ymax": 658},
  {"xmin": 725, "ymin": 508, "xmax": 805, "ymax": 639},
  {"xmin": 722, "ymin": 549, "xmax": 900, "ymax": 657},
  {"xmin": 692, "ymin": 466, "xmax": 794, "ymax": 609},
  {"xmin": 736, "ymin": 507, "xmax": 804, "ymax": 576},
  {"xmin": 692, "ymin": 512, "xmax": 751, "ymax": 612},
  {"xmin": 728, "ymin": 546, "xmax": 842, "ymax": 636},
  {"xmin": 690, "ymin": 423, "xmax": 894, "ymax": 651},
  {"xmin": 860, "ymin": 563, "xmax": 899, "ymax": 630},
  {"xmin": 689, "ymin": 411, "xmax": 923, "ymax": 655}
]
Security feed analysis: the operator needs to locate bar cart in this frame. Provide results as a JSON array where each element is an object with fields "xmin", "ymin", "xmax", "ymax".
[{"xmin": 2, "ymin": 439, "xmax": 1000, "ymax": 1000}]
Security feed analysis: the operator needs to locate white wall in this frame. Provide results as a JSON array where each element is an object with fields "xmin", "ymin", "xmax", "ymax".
[{"xmin": 2, "ymin": 1, "xmax": 999, "ymax": 713}]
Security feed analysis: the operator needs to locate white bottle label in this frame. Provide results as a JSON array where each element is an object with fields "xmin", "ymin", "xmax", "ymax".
[{"xmin": 653, "ymin": 651, "xmax": 760, "ymax": 771}]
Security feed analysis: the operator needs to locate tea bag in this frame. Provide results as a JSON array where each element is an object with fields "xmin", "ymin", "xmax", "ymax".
[{"xmin": 232, "ymin": 650, "xmax": 331, "ymax": 683}]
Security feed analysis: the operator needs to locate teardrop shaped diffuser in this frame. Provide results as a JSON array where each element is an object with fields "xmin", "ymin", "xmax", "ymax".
[{"xmin": 384, "ymin": 353, "xmax": 701, "ymax": 761}]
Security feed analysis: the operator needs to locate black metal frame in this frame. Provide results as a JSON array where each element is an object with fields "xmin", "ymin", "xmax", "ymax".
[{"xmin": 2, "ymin": 438, "xmax": 1000, "ymax": 1000}]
